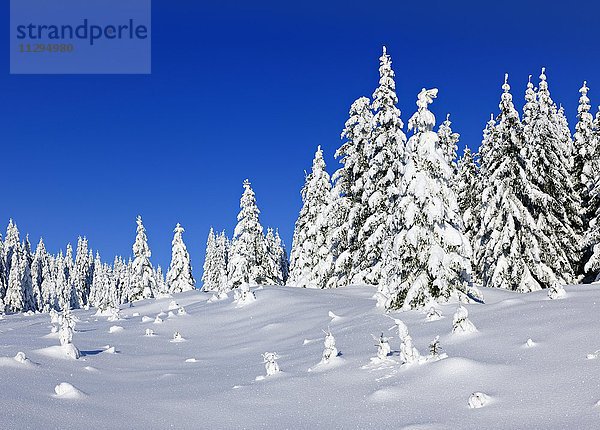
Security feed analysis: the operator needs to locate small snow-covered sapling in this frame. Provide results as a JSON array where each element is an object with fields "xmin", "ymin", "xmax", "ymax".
[
  {"xmin": 263, "ymin": 352, "xmax": 280, "ymax": 376},
  {"xmin": 429, "ymin": 336, "xmax": 441, "ymax": 357},
  {"xmin": 426, "ymin": 307, "xmax": 443, "ymax": 321},
  {"xmin": 387, "ymin": 316, "xmax": 419, "ymax": 364},
  {"xmin": 145, "ymin": 329, "xmax": 155, "ymax": 337},
  {"xmin": 58, "ymin": 310, "xmax": 80, "ymax": 359},
  {"xmin": 173, "ymin": 331, "xmax": 183, "ymax": 341},
  {"xmin": 373, "ymin": 333, "xmax": 392, "ymax": 360},
  {"xmin": 548, "ymin": 283, "xmax": 566, "ymax": 300},
  {"xmin": 235, "ymin": 283, "xmax": 256, "ymax": 305},
  {"xmin": 321, "ymin": 329, "xmax": 339, "ymax": 364},
  {"xmin": 178, "ymin": 307, "xmax": 187, "ymax": 316},
  {"xmin": 452, "ymin": 305, "xmax": 477, "ymax": 334}
]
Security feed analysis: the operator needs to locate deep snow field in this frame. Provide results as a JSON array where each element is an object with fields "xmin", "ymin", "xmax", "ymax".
[{"xmin": 1, "ymin": 284, "xmax": 600, "ymax": 429}]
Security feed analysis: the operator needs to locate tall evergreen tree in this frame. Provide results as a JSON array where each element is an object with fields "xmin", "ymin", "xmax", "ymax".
[
  {"xmin": 264, "ymin": 228, "xmax": 284, "ymax": 285},
  {"xmin": 166, "ymin": 223, "xmax": 195, "ymax": 293},
  {"xmin": 227, "ymin": 180, "xmax": 269, "ymax": 289},
  {"xmin": 288, "ymin": 147, "xmax": 333, "ymax": 288},
  {"xmin": 0, "ymin": 234, "xmax": 6, "ymax": 307},
  {"xmin": 4, "ymin": 219, "xmax": 20, "ymax": 277},
  {"xmin": 583, "ymin": 109, "xmax": 600, "ymax": 281},
  {"xmin": 4, "ymin": 250, "xmax": 24, "ymax": 312},
  {"xmin": 379, "ymin": 88, "xmax": 472, "ymax": 309},
  {"xmin": 129, "ymin": 216, "xmax": 156, "ymax": 300},
  {"xmin": 329, "ymin": 96, "xmax": 373, "ymax": 288},
  {"xmin": 524, "ymin": 68, "xmax": 581, "ymax": 283},
  {"xmin": 202, "ymin": 228, "xmax": 219, "ymax": 291},
  {"xmin": 31, "ymin": 238, "xmax": 51, "ymax": 310},
  {"xmin": 455, "ymin": 148, "xmax": 478, "ymax": 242},
  {"xmin": 437, "ymin": 113, "xmax": 460, "ymax": 172},
  {"xmin": 356, "ymin": 46, "xmax": 407, "ymax": 286},
  {"xmin": 475, "ymin": 74, "xmax": 554, "ymax": 292},
  {"xmin": 74, "ymin": 237, "xmax": 93, "ymax": 308},
  {"xmin": 274, "ymin": 230, "xmax": 289, "ymax": 284}
]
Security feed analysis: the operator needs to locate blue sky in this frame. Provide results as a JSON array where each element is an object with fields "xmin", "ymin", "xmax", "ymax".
[{"xmin": 2, "ymin": 0, "xmax": 599, "ymax": 278}]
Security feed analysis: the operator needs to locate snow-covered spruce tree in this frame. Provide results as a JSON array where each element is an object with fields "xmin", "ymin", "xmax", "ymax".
[
  {"xmin": 0, "ymin": 234, "xmax": 7, "ymax": 307},
  {"xmin": 227, "ymin": 180, "xmax": 269, "ymax": 289},
  {"xmin": 73, "ymin": 237, "xmax": 93, "ymax": 308},
  {"xmin": 201, "ymin": 228, "xmax": 220, "ymax": 291},
  {"xmin": 583, "ymin": 109, "xmax": 600, "ymax": 281},
  {"xmin": 215, "ymin": 231, "xmax": 230, "ymax": 293},
  {"xmin": 129, "ymin": 216, "xmax": 156, "ymax": 301},
  {"xmin": 455, "ymin": 148, "xmax": 478, "ymax": 243},
  {"xmin": 31, "ymin": 238, "xmax": 52, "ymax": 311},
  {"xmin": 166, "ymin": 223, "xmax": 195, "ymax": 293},
  {"xmin": 4, "ymin": 250, "xmax": 24, "ymax": 312},
  {"xmin": 55, "ymin": 251, "xmax": 73, "ymax": 310},
  {"xmin": 524, "ymin": 68, "xmax": 581, "ymax": 283},
  {"xmin": 475, "ymin": 74, "xmax": 554, "ymax": 292},
  {"xmin": 328, "ymin": 96, "xmax": 373, "ymax": 288},
  {"xmin": 4, "ymin": 219, "xmax": 20, "ymax": 277},
  {"xmin": 274, "ymin": 230, "xmax": 289, "ymax": 284},
  {"xmin": 63, "ymin": 244, "xmax": 78, "ymax": 309},
  {"xmin": 264, "ymin": 228, "xmax": 284, "ymax": 285},
  {"xmin": 288, "ymin": 147, "xmax": 333, "ymax": 289},
  {"xmin": 573, "ymin": 82, "xmax": 594, "ymax": 210},
  {"xmin": 356, "ymin": 47, "xmax": 407, "ymax": 286},
  {"xmin": 89, "ymin": 252, "xmax": 103, "ymax": 308},
  {"xmin": 437, "ymin": 113, "xmax": 460, "ymax": 174},
  {"xmin": 155, "ymin": 266, "xmax": 167, "ymax": 296},
  {"xmin": 379, "ymin": 88, "xmax": 472, "ymax": 310}
]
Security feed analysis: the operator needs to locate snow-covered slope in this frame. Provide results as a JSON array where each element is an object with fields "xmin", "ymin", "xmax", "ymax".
[{"xmin": 1, "ymin": 285, "xmax": 599, "ymax": 428}]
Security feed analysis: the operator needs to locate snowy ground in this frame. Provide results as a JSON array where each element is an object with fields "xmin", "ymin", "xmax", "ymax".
[{"xmin": 1, "ymin": 284, "xmax": 600, "ymax": 429}]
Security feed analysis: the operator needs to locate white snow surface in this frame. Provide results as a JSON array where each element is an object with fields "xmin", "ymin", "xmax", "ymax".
[{"xmin": 1, "ymin": 285, "xmax": 600, "ymax": 428}]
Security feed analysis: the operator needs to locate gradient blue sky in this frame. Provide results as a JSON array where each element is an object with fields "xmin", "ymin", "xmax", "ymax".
[{"xmin": 2, "ymin": 0, "xmax": 599, "ymax": 279}]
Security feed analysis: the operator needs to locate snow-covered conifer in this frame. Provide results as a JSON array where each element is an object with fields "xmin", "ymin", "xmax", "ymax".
[
  {"xmin": 201, "ymin": 228, "xmax": 219, "ymax": 291},
  {"xmin": 166, "ymin": 223, "xmax": 195, "ymax": 293},
  {"xmin": 437, "ymin": 113, "xmax": 460, "ymax": 173},
  {"xmin": 274, "ymin": 230, "xmax": 289, "ymax": 284},
  {"xmin": 356, "ymin": 47, "xmax": 407, "ymax": 286},
  {"xmin": 154, "ymin": 266, "xmax": 167, "ymax": 296},
  {"xmin": 380, "ymin": 88, "xmax": 472, "ymax": 310},
  {"xmin": 0, "ymin": 235, "xmax": 6, "ymax": 307},
  {"xmin": 523, "ymin": 68, "xmax": 581, "ymax": 282},
  {"xmin": 264, "ymin": 228, "xmax": 284, "ymax": 285},
  {"xmin": 329, "ymin": 96, "xmax": 373, "ymax": 288},
  {"xmin": 31, "ymin": 238, "xmax": 49, "ymax": 310},
  {"xmin": 452, "ymin": 305, "xmax": 477, "ymax": 333},
  {"xmin": 74, "ymin": 237, "xmax": 93, "ymax": 308},
  {"xmin": 288, "ymin": 147, "xmax": 333, "ymax": 288},
  {"xmin": 4, "ymin": 250, "xmax": 24, "ymax": 312},
  {"xmin": 321, "ymin": 329, "xmax": 339, "ymax": 364},
  {"xmin": 4, "ymin": 219, "xmax": 20, "ymax": 275},
  {"xmin": 89, "ymin": 252, "xmax": 103, "ymax": 308},
  {"xmin": 455, "ymin": 148, "xmax": 478, "ymax": 242},
  {"xmin": 263, "ymin": 352, "xmax": 280, "ymax": 376},
  {"xmin": 129, "ymin": 216, "xmax": 156, "ymax": 300},
  {"xmin": 58, "ymin": 310, "xmax": 80, "ymax": 359},
  {"xmin": 374, "ymin": 333, "xmax": 392, "ymax": 360},
  {"xmin": 227, "ymin": 180, "xmax": 270, "ymax": 289},
  {"xmin": 475, "ymin": 75, "xmax": 554, "ymax": 292}
]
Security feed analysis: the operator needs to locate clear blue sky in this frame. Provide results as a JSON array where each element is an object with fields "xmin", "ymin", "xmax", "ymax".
[{"xmin": 2, "ymin": 0, "xmax": 599, "ymax": 279}]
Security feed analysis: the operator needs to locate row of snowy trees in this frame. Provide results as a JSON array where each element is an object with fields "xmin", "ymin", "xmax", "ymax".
[
  {"xmin": 286, "ymin": 47, "xmax": 600, "ymax": 310},
  {"xmin": 0, "ymin": 216, "xmax": 195, "ymax": 313},
  {"xmin": 201, "ymin": 179, "xmax": 289, "ymax": 294}
]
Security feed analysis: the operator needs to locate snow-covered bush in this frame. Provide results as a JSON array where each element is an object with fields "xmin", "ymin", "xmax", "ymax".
[
  {"xmin": 321, "ymin": 330, "xmax": 339, "ymax": 364},
  {"xmin": 263, "ymin": 352, "xmax": 280, "ymax": 376},
  {"xmin": 548, "ymin": 283, "xmax": 566, "ymax": 300},
  {"xmin": 177, "ymin": 306, "xmax": 187, "ymax": 316},
  {"xmin": 172, "ymin": 331, "xmax": 185, "ymax": 342},
  {"xmin": 429, "ymin": 336, "xmax": 442, "ymax": 358},
  {"xmin": 234, "ymin": 283, "xmax": 256, "ymax": 306},
  {"xmin": 374, "ymin": 333, "xmax": 392, "ymax": 360},
  {"xmin": 58, "ymin": 311, "xmax": 80, "ymax": 359},
  {"xmin": 468, "ymin": 392, "xmax": 490, "ymax": 409},
  {"xmin": 426, "ymin": 307, "xmax": 443, "ymax": 321},
  {"xmin": 144, "ymin": 328, "xmax": 155, "ymax": 337},
  {"xmin": 452, "ymin": 305, "xmax": 477, "ymax": 334}
]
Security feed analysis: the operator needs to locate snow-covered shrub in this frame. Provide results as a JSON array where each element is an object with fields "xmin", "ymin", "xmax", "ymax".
[
  {"xmin": 172, "ymin": 331, "xmax": 185, "ymax": 342},
  {"xmin": 14, "ymin": 351, "xmax": 28, "ymax": 364},
  {"xmin": 154, "ymin": 316, "xmax": 163, "ymax": 324},
  {"xmin": 452, "ymin": 305, "xmax": 477, "ymax": 334},
  {"xmin": 374, "ymin": 333, "xmax": 392, "ymax": 360},
  {"xmin": 168, "ymin": 301, "xmax": 179, "ymax": 311},
  {"xmin": 468, "ymin": 392, "xmax": 490, "ymax": 409},
  {"xmin": 58, "ymin": 311, "xmax": 80, "ymax": 359},
  {"xmin": 234, "ymin": 283, "xmax": 256, "ymax": 306},
  {"xmin": 144, "ymin": 328, "xmax": 155, "ymax": 337},
  {"xmin": 426, "ymin": 307, "xmax": 443, "ymax": 321},
  {"xmin": 177, "ymin": 307, "xmax": 187, "ymax": 316},
  {"xmin": 263, "ymin": 352, "xmax": 280, "ymax": 376},
  {"xmin": 387, "ymin": 317, "xmax": 419, "ymax": 364},
  {"xmin": 321, "ymin": 330, "xmax": 339, "ymax": 364},
  {"xmin": 429, "ymin": 336, "xmax": 442, "ymax": 358},
  {"xmin": 548, "ymin": 283, "xmax": 566, "ymax": 300}
]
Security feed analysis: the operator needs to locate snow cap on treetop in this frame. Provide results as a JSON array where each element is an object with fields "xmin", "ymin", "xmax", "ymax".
[{"xmin": 502, "ymin": 73, "xmax": 510, "ymax": 93}]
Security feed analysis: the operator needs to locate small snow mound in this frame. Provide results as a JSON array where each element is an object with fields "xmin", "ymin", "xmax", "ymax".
[
  {"xmin": 144, "ymin": 329, "xmax": 155, "ymax": 337},
  {"xmin": 63, "ymin": 343, "xmax": 81, "ymax": 360},
  {"xmin": 185, "ymin": 358, "xmax": 198, "ymax": 363},
  {"xmin": 525, "ymin": 339, "xmax": 536, "ymax": 348},
  {"xmin": 154, "ymin": 316, "xmax": 163, "ymax": 324},
  {"xmin": 83, "ymin": 366, "xmax": 98, "ymax": 372},
  {"xmin": 586, "ymin": 350, "xmax": 600, "ymax": 360},
  {"xmin": 234, "ymin": 285, "xmax": 256, "ymax": 307},
  {"xmin": 141, "ymin": 316, "xmax": 153, "ymax": 323},
  {"xmin": 14, "ymin": 351, "xmax": 28, "ymax": 364},
  {"xmin": 132, "ymin": 312, "xmax": 140, "ymax": 317},
  {"xmin": 109, "ymin": 325, "xmax": 124, "ymax": 333},
  {"xmin": 170, "ymin": 331, "xmax": 186, "ymax": 343},
  {"xmin": 207, "ymin": 292, "xmax": 228, "ymax": 303},
  {"xmin": 103, "ymin": 346, "xmax": 116, "ymax": 354},
  {"xmin": 328, "ymin": 311, "xmax": 341, "ymax": 321},
  {"xmin": 177, "ymin": 307, "xmax": 187, "ymax": 316},
  {"xmin": 468, "ymin": 392, "xmax": 490, "ymax": 409},
  {"xmin": 54, "ymin": 382, "xmax": 86, "ymax": 399},
  {"xmin": 595, "ymin": 400, "xmax": 600, "ymax": 408},
  {"xmin": 167, "ymin": 311, "xmax": 176, "ymax": 318},
  {"xmin": 452, "ymin": 305, "xmax": 477, "ymax": 334},
  {"xmin": 168, "ymin": 301, "xmax": 180, "ymax": 311},
  {"xmin": 548, "ymin": 284, "xmax": 566, "ymax": 300}
]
